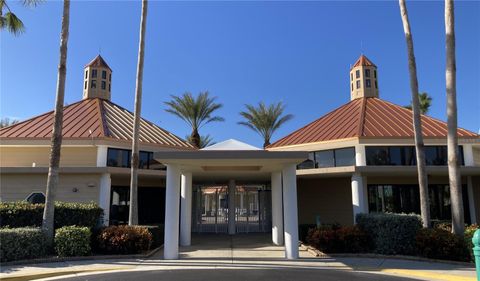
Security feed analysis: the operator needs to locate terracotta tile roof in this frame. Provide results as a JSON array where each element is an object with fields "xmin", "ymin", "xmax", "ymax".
[
  {"xmin": 85, "ymin": 55, "xmax": 112, "ymax": 71},
  {"xmin": 268, "ymin": 97, "xmax": 478, "ymax": 148},
  {"xmin": 351, "ymin": 55, "xmax": 376, "ymax": 69},
  {"xmin": 0, "ymin": 98, "xmax": 194, "ymax": 149}
]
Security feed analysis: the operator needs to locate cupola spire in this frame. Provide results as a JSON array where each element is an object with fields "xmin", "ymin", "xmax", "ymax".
[
  {"xmin": 349, "ymin": 54, "xmax": 379, "ymax": 100},
  {"xmin": 82, "ymin": 55, "xmax": 112, "ymax": 100}
]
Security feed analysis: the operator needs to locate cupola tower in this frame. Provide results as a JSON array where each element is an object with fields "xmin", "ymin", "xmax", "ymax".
[
  {"xmin": 83, "ymin": 55, "xmax": 112, "ymax": 100},
  {"xmin": 349, "ymin": 55, "xmax": 379, "ymax": 100}
]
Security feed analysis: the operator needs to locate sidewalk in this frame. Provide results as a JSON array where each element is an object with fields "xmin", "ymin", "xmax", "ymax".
[{"xmin": 0, "ymin": 235, "xmax": 476, "ymax": 281}]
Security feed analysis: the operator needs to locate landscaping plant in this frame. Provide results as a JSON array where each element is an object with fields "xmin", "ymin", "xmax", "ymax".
[
  {"xmin": 54, "ymin": 226, "xmax": 91, "ymax": 257},
  {"xmin": 0, "ymin": 227, "xmax": 48, "ymax": 262},
  {"xmin": 96, "ymin": 225, "xmax": 152, "ymax": 254}
]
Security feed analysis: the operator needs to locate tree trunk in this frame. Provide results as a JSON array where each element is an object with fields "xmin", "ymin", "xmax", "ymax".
[
  {"xmin": 445, "ymin": 0, "xmax": 464, "ymax": 235},
  {"xmin": 129, "ymin": 0, "xmax": 148, "ymax": 226},
  {"xmin": 263, "ymin": 140, "xmax": 270, "ymax": 149},
  {"xmin": 42, "ymin": 0, "xmax": 70, "ymax": 245},
  {"xmin": 399, "ymin": 0, "xmax": 430, "ymax": 228},
  {"xmin": 190, "ymin": 128, "xmax": 200, "ymax": 148}
]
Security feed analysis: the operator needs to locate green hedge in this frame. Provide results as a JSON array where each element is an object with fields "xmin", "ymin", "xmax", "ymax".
[
  {"xmin": 416, "ymin": 228, "xmax": 470, "ymax": 262},
  {"xmin": 0, "ymin": 227, "xmax": 48, "ymax": 262},
  {"xmin": 0, "ymin": 201, "xmax": 103, "ymax": 229},
  {"xmin": 96, "ymin": 225, "xmax": 152, "ymax": 255},
  {"xmin": 55, "ymin": 226, "xmax": 91, "ymax": 257},
  {"xmin": 356, "ymin": 213, "xmax": 422, "ymax": 255}
]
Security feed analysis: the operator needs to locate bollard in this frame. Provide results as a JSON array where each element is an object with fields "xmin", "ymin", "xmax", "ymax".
[{"xmin": 472, "ymin": 229, "xmax": 480, "ymax": 281}]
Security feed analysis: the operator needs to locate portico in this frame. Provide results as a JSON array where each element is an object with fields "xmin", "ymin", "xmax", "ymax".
[{"xmin": 154, "ymin": 142, "xmax": 307, "ymax": 260}]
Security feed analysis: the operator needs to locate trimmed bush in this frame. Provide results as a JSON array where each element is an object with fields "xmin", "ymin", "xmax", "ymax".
[
  {"xmin": 0, "ymin": 227, "xmax": 48, "ymax": 262},
  {"xmin": 464, "ymin": 224, "xmax": 478, "ymax": 261},
  {"xmin": 306, "ymin": 225, "xmax": 372, "ymax": 253},
  {"xmin": 416, "ymin": 228, "xmax": 470, "ymax": 262},
  {"xmin": 299, "ymin": 224, "xmax": 316, "ymax": 242},
  {"xmin": 0, "ymin": 201, "xmax": 103, "ymax": 229},
  {"xmin": 55, "ymin": 226, "xmax": 91, "ymax": 257},
  {"xmin": 96, "ymin": 225, "xmax": 152, "ymax": 254},
  {"xmin": 356, "ymin": 213, "xmax": 422, "ymax": 255},
  {"xmin": 145, "ymin": 225, "xmax": 164, "ymax": 248}
]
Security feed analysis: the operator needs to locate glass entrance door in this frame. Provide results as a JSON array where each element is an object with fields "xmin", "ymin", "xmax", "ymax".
[{"xmin": 193, "ymin": 184, "xmax": 271, "ymax": 234}]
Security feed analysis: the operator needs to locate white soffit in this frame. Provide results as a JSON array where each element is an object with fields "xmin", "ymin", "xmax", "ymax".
[{"xmin": 201, "ymin": 139, "xmax": 261, "ymax": 151}]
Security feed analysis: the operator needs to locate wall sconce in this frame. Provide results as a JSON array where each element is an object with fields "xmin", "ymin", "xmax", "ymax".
[
  {"xmin": 72, "ymin": 187, "xmax": 78, "ymax": 193},
  {"xmin": 87, "ymin": 182, "xmax": 96, "ymax": 188}
]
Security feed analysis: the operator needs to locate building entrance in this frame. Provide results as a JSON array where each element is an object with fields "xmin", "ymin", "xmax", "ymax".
[{"xmin": 192, "ymin": 184, "xmax": 271, "ymax": 233}]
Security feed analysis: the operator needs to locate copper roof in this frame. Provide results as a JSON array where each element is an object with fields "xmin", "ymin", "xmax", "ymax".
[
  {"xmin": 0, "ymin": 98, "xmax": 194, "ymax": 149},
  {"xmin": 268, "ymin": 97, "xmax": 478, "ymax": 148},
  {"xmin": 85, "ymin": 55, "xmax": 112, "ymax": 71},
  {"xmin": 351, "ymin": 55, "xmax": 376, "ymax": 69}
]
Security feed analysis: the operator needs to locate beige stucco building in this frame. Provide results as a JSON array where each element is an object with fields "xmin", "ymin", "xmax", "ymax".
[{"xmin": 1, "ymin": 55, "xmax": 479, "ymax": 260}]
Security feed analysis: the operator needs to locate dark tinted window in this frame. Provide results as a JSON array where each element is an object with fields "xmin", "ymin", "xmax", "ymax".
[
  {"xmin": 315, "ymin": 150, "xmax": 334, "ymax": 168},
  {"xmin": 297, "ymin": 152, "xmax": 315, "ymax": 169},
  {"xmin": 139, "ymin": 151, "xmax": 150, "ymax": 169},
  {"xmin": 101, "ymin": 81, "xmax": 106, "ymax": 90},
  {"xmin": 365, "ymin": 69, "xmax": 370, "ymax": 77},
  {"xmin": 92, "ymin": 69, "xmax": 97, "ymax": 78},
  {"xmin": 356, "ymin": 70, "xmax": 360, "ymax": 78},
  {"xmin": 366, "ymin": 79, "xmax": 371, "ymax": 88},
  {"xmin": 107, "ymin": 148, "xmax": 130, "ymax": 168},
  {"xmin": 366, "ymin": 147, "xmax": 389, "ymax": 165},
  {"xmin": 26, "ymin": 192, "xmax": 46, "ymax": 204},
  {"xmin": 102, "ymin": 70, "xmax": 107, "ymax": 79},
  {"xmin": 335, "ymin": 147, "xmax": 355, "ymax": 166}
]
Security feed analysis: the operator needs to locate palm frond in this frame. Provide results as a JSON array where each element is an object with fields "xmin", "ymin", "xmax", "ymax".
[
  {"xmin": 22, "ymin": 0, "xmax": 43, "ymax": 7},
  {"xmin": 3, "ymin": 12, "xmax": 25, "ymax": 35}
]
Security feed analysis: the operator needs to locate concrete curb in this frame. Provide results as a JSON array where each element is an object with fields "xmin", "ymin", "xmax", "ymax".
[
  {"xmin": 0, "ymin": 245, "xmax": 163, "ymax": 267},
  {"xmin": 299, "ymin": 242, "xmax": 474, "ymax": 267}
]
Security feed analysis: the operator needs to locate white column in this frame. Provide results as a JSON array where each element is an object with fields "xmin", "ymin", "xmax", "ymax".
[
  {"xmin": 467, "ymin": 176, "xmax": 477, "ymax": 224},
  {"xmin": 351, "ymin": 173, "xmax": 367, "ymax": 224},
  {"xmin": 180, "ymin": 172, "xmax": 192, "ymax": 246},
  {"xmin": 464, "ymin": 144, "xmax": 474, "ymax": 166},
  {"xmin": 355, "ymin": 144, "xmax": 366, "ymax": 166},
  {"xmin": 271, "ymin": 171, "xmax": 284, "ymax": 245},
  {"xmin": 228, "ymin": 179, "xmax": 236, "ymax": 235},
  {"xmin": 96, "ymin": 145, "xmax": 108, "ymax": 167},
  {"xmin": 282, "ymin": 164, "xmax": 299, "ymax": 259},
  {"xmin": 164, "ymin": 164, "xmax": 181, "ymax": 259},
  {"xmin": 98, "ymin": 173, "xmax": 111, "ymax": 226}
]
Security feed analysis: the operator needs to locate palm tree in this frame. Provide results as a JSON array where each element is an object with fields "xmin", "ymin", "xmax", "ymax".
[
  {"xmin": 42, "ymin": 0, "xmax": 70, "ymax": 246},
  {"xmin": 0, "ymin": 117, "xmax": 19, "ymax": 128},
  {"xmin": 238, "ymin": 102, "xmax": 293, "ymax": 148},
  {"xmin": 445, "ymin": 0, "xmax": 463, "ymax": 235},
  {"xmin": 186, "ymin": 134, "xmax": 215, "ymax": 148},
  {"xmin": 404, "ymin": 92, "xmax": 433, "ymax": 114},
  {"xmin": 1, "ymin": 0, "xmax": 42, "ymax": 35},
  {"xmin": 399, "ymin": 0, "xmax": 430, "ymax": 228},
  {"xmin": 164, "ymin": 91, "xmax": 224, "ymax": 148},
  {"xmin": 129, "ymin": 0, "xmax": 148, "ymax": 226}
]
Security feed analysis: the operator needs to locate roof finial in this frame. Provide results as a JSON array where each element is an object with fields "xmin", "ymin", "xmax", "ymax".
[{"xmin": 360, "ymin": 40, "xmax": 364, "ymax": 55}]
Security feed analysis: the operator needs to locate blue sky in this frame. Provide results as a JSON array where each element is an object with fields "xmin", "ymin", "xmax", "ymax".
[{"xmin": 1, "ymin": 0, "xmax": 479, "ymax": 147}]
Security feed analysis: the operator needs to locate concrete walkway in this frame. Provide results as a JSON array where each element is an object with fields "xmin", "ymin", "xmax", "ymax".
[{"xmin": 0, "ymin": 234, "xmax": 476, "ymax": 281}]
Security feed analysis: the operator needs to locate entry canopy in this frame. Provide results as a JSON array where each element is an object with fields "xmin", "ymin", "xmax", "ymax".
[{"xmin": 154, "ymin": 139, "xmax": 308, "ymax": 181}]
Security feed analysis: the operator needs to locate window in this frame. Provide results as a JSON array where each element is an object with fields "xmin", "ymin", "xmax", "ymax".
[
  {"xmin": 366, "ymin": 146, "xmax": 463, "ymax": 166},
  {"xmin": 315, "ymin": 150, "xmax": 334, "ymax": 168},
  {"xmin": 109, "ymin": 83, "xmax": 111, "ymax": 92},
  {"xmin": 101, "ymin": 81, "xmax": 106, "ymax": 90},
  {"xmin": 374, "ymin": 70, "xmax": 377, "ymax": 78},
  {"xmin": 365, "ymin": 69, "xmax": 370, "ymax": 77},
  {"xmin": 91, "ymin": 80, "xmax": 97, "ymax": 89},
  {"xmin": 351, "ymin": 83, "xmax": 353, "ymax": 91},
  {"xmin": 334, "ymin": 147, "xmax": 355, "ymax": 166},
  {"xmin": 350, "ymin": 73, "xmax": 353, "ymax": 81},
  {"xmin": 356, "ymin": 70, "xmax": 360, "ymax": 78},
  {"xmin": 368, "ymin": 184, "xmax": 471, "ymax": 223},
  {"xmin": 92, "ymin": 69, "xmax": 97, "ymax": 78},
  {"xmin": 107, "ymin": 148, "xmax": 130, "ymax": 168},
  {"xmin": 375, "ymin": 80, "xmax": 378, "ymax": 89},
  {"xmin": 106, "ymin": 148, "xmax": 163, "ymax": 169},
  {"xmin": 109, "ymin": 73, "xmax": 112, "ymax": 82},
  {"xmin": 298, "ymin": 147, "xmax": 355, "ymax": 169},
  {"xmin": 25, "ymin": 192, "xmax": 45, "ymax": 204},
  {"xmin": 84, "ymin": 81, "xmax": 87, "ymax": 89},
  {"xmin": 85, "ymin": 70, "xmax": 88, "ymax": 79},
  {"xmin": 356, "ymin": 80, "xmax": 361, "ymax": 89},
  {"xmin": 102, "ymin": 70, "xmax": 107, "ymax": 79},
  {"xmin": 366, "ymin": 79, "xmax": 371, "ymax": 88}
]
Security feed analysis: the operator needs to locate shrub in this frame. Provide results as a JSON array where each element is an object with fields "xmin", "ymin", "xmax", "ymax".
[
  {"xmin": 306, "ymin": 225, "xmax": 372, "ymax": 253},
  {"xmin": 416, "ymin": 228, "xmax": 470, "ymax": 262},
  {"xmin": 464, "ymin": 224, "xmax": 478, "ymax": 261},
  {"xmin": 96, "ymin": 225, "xmax": 152, "ymax": 254},
  {"xmin": 299, "ymin": 224, "xmax": 316, "ymax": 242},
  {"xmin": 356, "ymin": 213, "xmax": 422, "ymax": 255},
  {"xmin": 145, "ymin": 225, "xmax": 164, "ymax": 248},
  {"xmin": 55, "ymin": 226, "xmax": 91, "ymax": 257},
  {"xmin": 0, "ymin": 227, "xmax": 48, "ymax": 262},
  {"xmin": 0, "ymin": 201, "xmax": 103, "ymax": 229}
]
